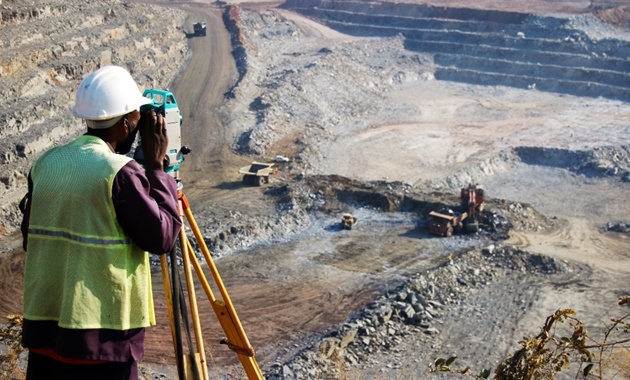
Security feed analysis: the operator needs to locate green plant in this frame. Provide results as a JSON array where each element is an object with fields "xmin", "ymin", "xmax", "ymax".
[
  {"xmin": 430, "ymin": 296, "xmax": 630, "ymax": 380},
  {"xmin": 0, "ymin": 314, "xmax": 25, "ymax": 380}
]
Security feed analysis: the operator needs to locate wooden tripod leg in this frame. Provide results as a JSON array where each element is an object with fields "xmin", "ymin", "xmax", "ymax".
[
  {"xmin": 179, "ymin": 193, "xmax": 263, "ymax": 380},
  {"xmin": 160, "ymin": 254, "xmax": 177, "ymax": 361},
  {"xmin": 180, "ymin": 228, "xmax": 209, "ymax": 380}
]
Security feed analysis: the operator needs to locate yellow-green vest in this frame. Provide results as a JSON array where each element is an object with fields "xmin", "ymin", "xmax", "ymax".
[{"xmin": 23, "ymin": 135, "xmax": 155, "ymax": 330}]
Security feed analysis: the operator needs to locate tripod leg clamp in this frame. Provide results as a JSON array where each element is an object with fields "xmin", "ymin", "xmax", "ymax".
[{"xmin": 220, "ymin": 338, "xmax": 256, "ymax": 357}]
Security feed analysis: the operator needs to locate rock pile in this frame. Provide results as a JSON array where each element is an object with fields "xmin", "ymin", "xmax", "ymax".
[{"xmin": 266, "ymin": 244, "xmax": 575, "ymax": 379}]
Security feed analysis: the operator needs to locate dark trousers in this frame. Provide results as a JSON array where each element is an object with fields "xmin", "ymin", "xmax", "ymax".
[{"xmin": 26, "ymin": 351, "xmax": 138, "ymax": 380}]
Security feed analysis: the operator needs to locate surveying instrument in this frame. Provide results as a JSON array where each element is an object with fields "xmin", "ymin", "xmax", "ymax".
[{"xmin": 139, "ymin": 90, "xmax": 263, "ymax": 379}]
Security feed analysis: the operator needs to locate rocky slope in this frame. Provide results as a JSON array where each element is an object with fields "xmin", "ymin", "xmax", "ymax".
[
  {"xmin": 283, "ymin": 0, "xmax": 630, "ymax": 101},
  {"xmin": 0, "ymin": 0, "xmax": 189, "ymax": 237}
]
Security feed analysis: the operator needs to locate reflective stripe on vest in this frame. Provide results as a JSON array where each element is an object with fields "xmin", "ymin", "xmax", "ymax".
[{"xmin": 27, "ymin": 227, "xmax": 132, "ymax": 246}]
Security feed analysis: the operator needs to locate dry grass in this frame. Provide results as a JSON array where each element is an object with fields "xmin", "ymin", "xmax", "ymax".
[{"xmin": 430, "ymin": 297, "xmax": 630, "ymax": 380}]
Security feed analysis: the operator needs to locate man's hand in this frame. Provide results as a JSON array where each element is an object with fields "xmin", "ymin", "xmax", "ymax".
[{"xmin": 138, "ymin": 110, "xmax": 169, "ymax": 171}]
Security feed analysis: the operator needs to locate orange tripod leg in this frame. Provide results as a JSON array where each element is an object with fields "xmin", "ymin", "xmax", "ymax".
[{"xmin": 178, "ymin": 190, "xmax": 263, "ymax": 380}]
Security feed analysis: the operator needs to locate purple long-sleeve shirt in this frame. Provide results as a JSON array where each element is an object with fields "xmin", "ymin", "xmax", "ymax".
[
  {"xmin": 112, "ymin": 160, "xmax": 182, "ymax": 254},
  {"xmin": 21, "ymin": 141, "xmax": 182, "ymax": 363}
]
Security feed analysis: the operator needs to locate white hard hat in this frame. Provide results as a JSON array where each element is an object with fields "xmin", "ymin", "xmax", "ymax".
[{"xmin": 72, "ymin": 65, "xmax": 152, "ymax": 122}]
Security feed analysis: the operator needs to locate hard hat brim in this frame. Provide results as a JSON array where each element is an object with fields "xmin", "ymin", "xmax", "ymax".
[{"xmin": 73, "ymin": 94, "xmax": 153, "ymax": 120}]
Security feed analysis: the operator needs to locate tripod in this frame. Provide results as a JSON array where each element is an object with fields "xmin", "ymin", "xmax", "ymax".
[{"xmin": 159, "ymin": 184, "xmax": 263, "ymax": 380}]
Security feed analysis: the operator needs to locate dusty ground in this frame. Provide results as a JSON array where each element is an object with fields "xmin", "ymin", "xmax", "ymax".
[{"xmin": 2, "ymin": 0, "xmax": 630, "ymax": 379}]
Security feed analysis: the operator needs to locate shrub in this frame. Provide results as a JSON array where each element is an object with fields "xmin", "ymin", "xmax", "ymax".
[{"xmin": 430, "ymin": 296, "xmax": 630, "ymax": 380}]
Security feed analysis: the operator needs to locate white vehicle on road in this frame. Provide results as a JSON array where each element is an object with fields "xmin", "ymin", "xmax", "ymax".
[{"xmin": 272, "ymin": 155, "xmax": 290, "ymax": 163}]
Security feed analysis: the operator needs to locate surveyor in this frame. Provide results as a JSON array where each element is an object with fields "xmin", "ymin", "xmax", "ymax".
[{"xmin": 19, "ymin": 65, "xmax": 182, "ymax": 380}]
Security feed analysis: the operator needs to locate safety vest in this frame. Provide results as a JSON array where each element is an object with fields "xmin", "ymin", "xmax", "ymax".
[{"xmin": 23, "ymin": 135, "xmax": 155, "ymax": 330}]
